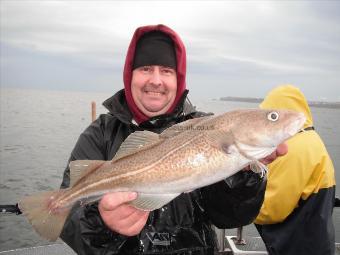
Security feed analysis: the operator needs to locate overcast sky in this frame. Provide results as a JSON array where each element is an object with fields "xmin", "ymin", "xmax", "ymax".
[{"xmin": 1, "ymin": 1, "xmax": 339, "ymax": 101}]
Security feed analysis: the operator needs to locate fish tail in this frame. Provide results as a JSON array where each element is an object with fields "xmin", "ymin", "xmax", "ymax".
[{"xmin": 19, "ymin": 189, "xmax": 71, "ymax": 241}]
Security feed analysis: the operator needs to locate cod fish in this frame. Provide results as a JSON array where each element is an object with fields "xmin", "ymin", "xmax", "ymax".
[{"xmin": 19, "ymin": 109, "xmax": 305, "ymax": 241}]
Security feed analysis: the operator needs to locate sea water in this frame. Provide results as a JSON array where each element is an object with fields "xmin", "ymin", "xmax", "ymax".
[{"xmin": 0, "ymin": 88, "xmax": 339, "ymax": 251}]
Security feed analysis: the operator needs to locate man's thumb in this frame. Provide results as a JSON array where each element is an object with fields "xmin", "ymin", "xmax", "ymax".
[{"xmin": 99, "ymin": 192, "xmax": 137, "ymax": 211}]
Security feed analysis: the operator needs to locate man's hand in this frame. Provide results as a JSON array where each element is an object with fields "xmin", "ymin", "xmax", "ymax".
[
  {"xmin": 260, "ymin": 143, "xmax": 288, "ymax": 165},
  {"xmin": 98, "ymin": 192, "xmax": 149, "ymax": 236},
  {"xmin": 244, "ymin": 143, "xmax": 288, "ymax": 171}
]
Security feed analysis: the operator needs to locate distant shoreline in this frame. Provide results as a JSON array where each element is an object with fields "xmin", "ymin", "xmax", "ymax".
[{"xmin": 220, "ymin": 97, "xmax": 340, "ymax": 109}]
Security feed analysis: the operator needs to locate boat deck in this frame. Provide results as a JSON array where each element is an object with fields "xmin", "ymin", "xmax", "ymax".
[
  {"xmin": 1, "ymin": 241, "xmax": 339, "ymax": 255},
  {"xmin": 0, "ymin": 244, "xmax": 75, "ymax": 255}
]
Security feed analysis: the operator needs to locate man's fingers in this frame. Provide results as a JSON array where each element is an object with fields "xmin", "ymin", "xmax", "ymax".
[
  {"xmin": 117, "ymin": 209, "xmax": 149, "ymax": 229},
  {"xmin": 124, "ymin": 211, "xmax": 149, "ymax": 236},
  {"xmin": 259, "ymin": 142, "xmax": 288, "ymax": 165},
  {"xmin": 99, "ymin": 192, "xmax": 137, "ymax": 211},
  {"xmin": 101, "ymin": 206, "xmax": 149, "ymax": 236},
  {"xmin": 276, "ymin": 143, "xmax": 288, "ymax": 157},
  {"xmin": 107, "ymin": 203, "xmax": 140, "ymax": 221},
  {"xmin": 97, "ymin": 192, "xmax": 150, "ymax": 235}
]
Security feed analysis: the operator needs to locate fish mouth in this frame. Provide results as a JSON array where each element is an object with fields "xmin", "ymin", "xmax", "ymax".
[
  {"xmin": 234, "ymin": 140, "xmax": 276, "ymax": 161},
  {"xmin": 285, "ymin": 113, "xmax": 306, "ymax": 137}
]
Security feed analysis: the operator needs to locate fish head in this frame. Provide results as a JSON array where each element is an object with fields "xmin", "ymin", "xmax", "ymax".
[{"xmin": 219, "ymin": 109, "xmax": 306, "ymax": 160}]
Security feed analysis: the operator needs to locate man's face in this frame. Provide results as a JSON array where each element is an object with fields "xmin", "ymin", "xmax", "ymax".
[{"xmin": 131, "ymin": 65, "xmax": 177, "ymax": 118}]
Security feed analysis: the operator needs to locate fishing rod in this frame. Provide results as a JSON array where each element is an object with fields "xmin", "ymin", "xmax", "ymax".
[
  {"xmin": 0, "ymin": 204, "xmax": 22, "ymax": 215},
  {"xmin": 1, "ymin": 102, "xmax": 98, "ymax": 216}
]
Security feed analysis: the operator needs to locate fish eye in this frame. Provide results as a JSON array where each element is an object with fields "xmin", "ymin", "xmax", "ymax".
[{"xmin": 267, "ymin": 111, "xmax": 279, "ymax": 122}]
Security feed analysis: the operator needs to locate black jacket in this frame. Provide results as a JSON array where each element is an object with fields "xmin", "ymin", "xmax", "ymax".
[{"xmin": 60, "ymin": 90, "xmax": 266, "ymax": 255}]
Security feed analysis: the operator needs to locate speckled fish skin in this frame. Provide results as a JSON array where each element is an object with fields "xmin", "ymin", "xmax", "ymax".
[
  {"xmin": 66, "ymin": 109, "xmax": 305, "ymax": 196},
  {"xmin": 19, "ymin": 108, "xmax": 306, "ymax": 241}
]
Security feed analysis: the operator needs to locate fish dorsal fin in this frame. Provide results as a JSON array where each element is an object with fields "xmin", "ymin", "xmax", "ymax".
[
  {"xmin": 204, "ymin": 129, "xmax": 236, "ymax": 154},
  {"xmin": 112, "ymin": 131, "xmax": 162, "ymax": 162},
  {"xmin": 160, "ymin": 116, "xmax": 211, "ymax": 138},
  {"xmin": 130, "ymin": 192, "xmax": 180, "ymax": 211},
  {"xmin": 69, "ymin": 160, "xmax": 106, "ymax": 187}
]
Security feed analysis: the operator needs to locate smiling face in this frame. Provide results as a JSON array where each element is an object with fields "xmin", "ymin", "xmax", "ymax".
[{"xmin": 131, "ymin": 65, "xmax": 177, "ymax": 118}]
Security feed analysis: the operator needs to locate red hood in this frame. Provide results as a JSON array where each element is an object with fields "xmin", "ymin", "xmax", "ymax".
[{"xmin": 123, "ymin": 24, "xmax": 187, "ymax": 124}]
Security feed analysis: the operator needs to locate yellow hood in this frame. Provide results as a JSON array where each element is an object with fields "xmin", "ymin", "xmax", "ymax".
[
  {"xmin": 260, "ymin": 85, "xmax": 313, "ymax": 129},
  {"xmin": 255, "ymin": 84, "xmax": 335, "ymax": 225}
]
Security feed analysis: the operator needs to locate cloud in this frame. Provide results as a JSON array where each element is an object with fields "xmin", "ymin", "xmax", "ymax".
[{"xmin": 1, "ymin": 1, "xmax": 339, "ymax": 101}]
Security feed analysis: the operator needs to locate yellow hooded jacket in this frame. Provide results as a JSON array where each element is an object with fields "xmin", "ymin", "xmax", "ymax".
[{"xmin": 254, "ymin": 85, "xmax": 336, "ymax": 255}]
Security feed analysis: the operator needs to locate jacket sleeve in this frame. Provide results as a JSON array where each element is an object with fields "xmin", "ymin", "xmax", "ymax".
[
  {"xmin": 60, "ymin": 116, "xmax": 108, "ymax": 188},
  {"xmin": 61, "ymin": 203, "xmax": 128, "ymax": 254},
  {"xmin": 200, "ymin": 170, "xmax": 266, "ymax": 228},
  {"xmin": 59, "ymin": 115, "xmax": 128, "ymax": 254}
]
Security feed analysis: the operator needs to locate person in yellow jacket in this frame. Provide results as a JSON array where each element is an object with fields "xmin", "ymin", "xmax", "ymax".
[{"xmin": 254, "ymin": 85, "xmax": 336, "ymax": 255}]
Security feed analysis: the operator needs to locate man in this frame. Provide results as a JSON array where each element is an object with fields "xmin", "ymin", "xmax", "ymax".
[
  {"xmin": 255, "ymin": 85, "xmax": 336, "ymax": 255},
  {"xmin": 60, "ymin": 24, "xmax": 286, "ymax": 254}
]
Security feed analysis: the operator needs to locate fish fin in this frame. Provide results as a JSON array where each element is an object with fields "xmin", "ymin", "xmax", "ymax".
[
  {"xmin": 112, "ymin": 131, "xmax": 163, "ymax": 162},
  {"xmin": 160, "ymin": 116, "xmax": 212, "ymax": 138},
  {"xmin": 69, "ymin": 160, "xmax": 106, "ymax": 187},
  {"xmin": 77, "ymin": 191, "xmax": 109, "ymax": 206},
  {"xmin": 249, "ymin": 161, "xmax": 268, "ymax": 178},
  {"xmin": 19, "ymin": 189, "xmax": 72, "ymax": 241},
  {"xmin": 184, "ymin": 190, "xmax": 194, "ymax": 193},
  {"xmin": 129, "ymin": 193, "xmax": 180, "ymax": 211},
  {"xmin": 205, "ymin": 129, "xmax": 236, "ymax": 154}
]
